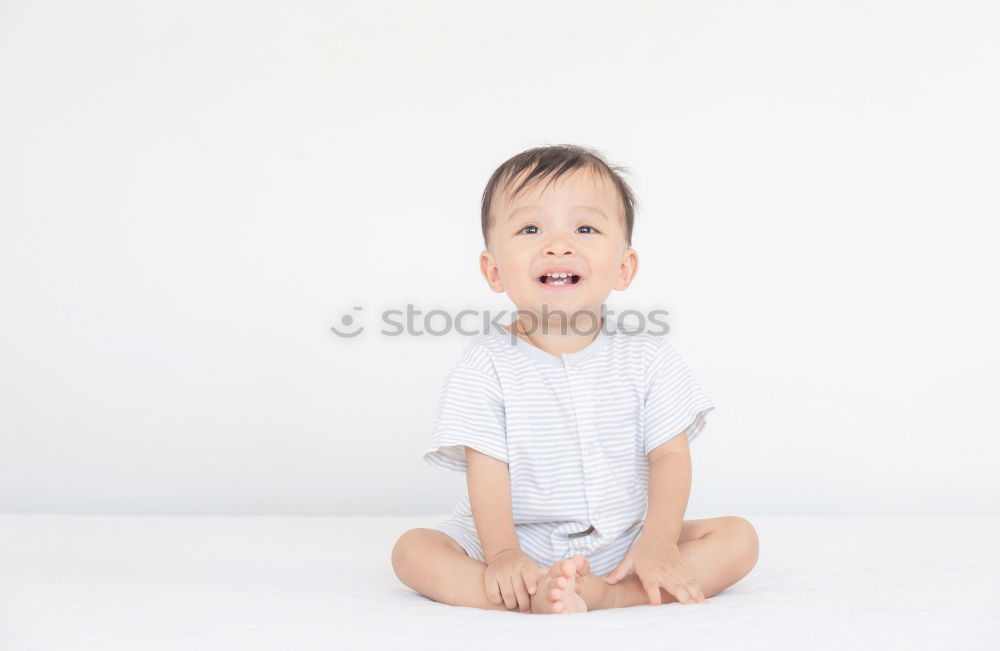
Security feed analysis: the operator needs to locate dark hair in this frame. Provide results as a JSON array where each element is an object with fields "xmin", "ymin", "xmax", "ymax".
[{"xmin": 480, "ymin": 144, "xmax": 638, "ymax": 247}]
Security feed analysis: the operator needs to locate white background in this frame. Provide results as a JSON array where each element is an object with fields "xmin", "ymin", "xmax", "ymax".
[{"xmin": 1, "ymin": 0, "xmax": 997, "ymax": 517}]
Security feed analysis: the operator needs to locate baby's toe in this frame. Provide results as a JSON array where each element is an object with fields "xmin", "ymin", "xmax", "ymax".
[
  {"xmin": 547, "ymin": 560, "xmax": 568, "ymax": 581},
  {"xmin": 559, "ymin": 559, "xmax": 577, "ymax": 577}
]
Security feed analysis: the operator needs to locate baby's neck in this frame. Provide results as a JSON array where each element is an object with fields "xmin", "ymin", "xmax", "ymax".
[{"xmin": 504, "ymin": 312, "xmax": 604, "ymax": 357}]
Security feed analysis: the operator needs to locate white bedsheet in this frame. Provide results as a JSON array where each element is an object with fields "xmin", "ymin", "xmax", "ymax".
[{"xmin": 1, "ymin": 514, "xmax": 997, "ymax": 650}]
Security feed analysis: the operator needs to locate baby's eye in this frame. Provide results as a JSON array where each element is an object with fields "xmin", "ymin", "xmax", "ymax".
[
  {"xmin": 577, "ymin": 225, "xmax": 599, "ymax": 234},
  {"xmin": 520, "ymin": 225, "xmax": 540, "ymax": 234}
]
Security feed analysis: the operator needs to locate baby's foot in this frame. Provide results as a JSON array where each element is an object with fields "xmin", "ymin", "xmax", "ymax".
[{"xmin": 530, "ymin": 556, "xmax": 589, "ymax": 614}]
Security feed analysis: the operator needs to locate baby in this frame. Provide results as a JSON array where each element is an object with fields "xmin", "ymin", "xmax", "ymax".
[{"xmin": 392, "ymin": 144, "xmax": 759, "ymax": 614}]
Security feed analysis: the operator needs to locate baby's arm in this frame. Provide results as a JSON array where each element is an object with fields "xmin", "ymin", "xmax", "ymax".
[
  {"xmin": 643, "ymin": 430, "xmax": 692, "ymax": 543},
  {"xmin": 466, "ymin": 446, "xmax": 541, "ymax": 611},
  {"xmin": 465, "ymin": 446, "xmax": 520, "ymax": 562}
]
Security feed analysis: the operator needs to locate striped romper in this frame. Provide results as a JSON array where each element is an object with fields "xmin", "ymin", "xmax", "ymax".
[{"xmin": 423, "ymin": 317, "xmax": 715, "ymax": 578}]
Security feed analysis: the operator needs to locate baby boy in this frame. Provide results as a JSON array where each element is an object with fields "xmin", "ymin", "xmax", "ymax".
[{"xmin": 392, "ymin": 144, "xmax": 759, "ymax": 614}]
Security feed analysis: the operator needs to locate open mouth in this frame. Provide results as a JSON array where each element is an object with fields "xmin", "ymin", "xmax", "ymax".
[{"xmin": 537, "ymin": 272, "xmax": 582, "ymax": 287}]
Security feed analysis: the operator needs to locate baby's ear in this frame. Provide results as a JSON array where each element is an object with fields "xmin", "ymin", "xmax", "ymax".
[
  {"xmin": 613, "ymin": 248, "xmax": 639, "ymax": 290},
  {"xmin": 479, "ymin": 250, "xmax": 505, "ymax": 292}
]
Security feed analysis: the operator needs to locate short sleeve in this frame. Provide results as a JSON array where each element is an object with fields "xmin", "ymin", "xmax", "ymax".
[
  {"xmin": 643, "ymin": 338, "xmax": 716, "ymax": 456},
  {"xmin": 423, "ymin": 362, "xmax": 508, "ymax": 472}
]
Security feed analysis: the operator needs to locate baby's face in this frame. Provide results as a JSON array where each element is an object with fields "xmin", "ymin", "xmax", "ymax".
[{"xmin": 480, "ymin": 167, "xmax": 638, "ymax": 328}]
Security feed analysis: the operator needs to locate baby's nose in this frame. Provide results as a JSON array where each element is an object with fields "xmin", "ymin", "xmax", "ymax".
[{"xmin": 544, "ymin": 240, "xmax": 575, "ymax": 255}]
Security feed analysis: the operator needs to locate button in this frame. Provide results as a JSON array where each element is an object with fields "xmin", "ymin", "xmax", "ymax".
[{"xmin": 587, "ymin": 442, "xmax": 597, "ymax": 454}]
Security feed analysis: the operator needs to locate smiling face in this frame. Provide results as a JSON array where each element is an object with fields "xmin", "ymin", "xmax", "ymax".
[{"xmin": 480, "ymin": 166, "xmax": 639, "ymax": 330}]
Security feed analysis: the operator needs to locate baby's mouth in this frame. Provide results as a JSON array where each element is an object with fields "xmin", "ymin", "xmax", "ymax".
[{"xmin": 537, "ymin": 272, "xmax": 583, "ymax": 287}]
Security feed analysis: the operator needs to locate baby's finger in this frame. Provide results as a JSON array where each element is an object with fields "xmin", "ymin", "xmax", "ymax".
[
  {"xmin": 604, "ymin": 561, "xmax": 630, "ymax": 584},
  {"xmin": 642, "ymin": 578, "xmax": 662, "ymax": 606},
  {"xmin": 521, "ymin": 565, "xmax": 538, "ymax": 596},
  {"xmin": 512, "ymin": 575, "xmax": 531, "ymax": 612},
  {"xmin": 687, "ymin": 580, "xmax": 708, "ymax": 603},
  {"xmin": 500, "ymin": 574, "xmax": 518, "ymax": 610},
  {"xmin": 668, "ymin": 579, "xmax": 693, "ymax": 604},
  {"xmin": 484, "ymin": 576, "xmax": 502, "ymax": 605}
]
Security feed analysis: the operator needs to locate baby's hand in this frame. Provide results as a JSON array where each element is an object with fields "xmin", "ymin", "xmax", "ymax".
[
  {"xmin": 483, "ymin": 548, "xmax": 539, "ymax": 612},
  {"xmin": 604, "ymin": 538, "xmax": 708, "ymax": 605}
]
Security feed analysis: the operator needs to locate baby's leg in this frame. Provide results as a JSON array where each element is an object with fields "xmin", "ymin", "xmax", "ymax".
[
  {"xmin": 391, "ymin": 528, "xmax": 515, "ymax": 611},
  {"xmin": 392, "ymin": 529, "xmax": 594, "ymax": 614},
  {"xmin": 608, "ymin": 516, "xmax": 759, "ymax": 608}
]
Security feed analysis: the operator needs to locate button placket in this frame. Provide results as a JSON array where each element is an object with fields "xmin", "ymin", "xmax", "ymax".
[{"xmin": 563, "ymin": 358, "xmax": 602, "ymax": 539}]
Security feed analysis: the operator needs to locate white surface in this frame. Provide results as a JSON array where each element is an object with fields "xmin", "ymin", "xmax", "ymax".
[
  {"xmin": 1, "ymin": 514, "xmax": 998, "ymax": 650},
  {"xmin": 2, "ymin": 1, "xmax": 999, "ymax": 517}
]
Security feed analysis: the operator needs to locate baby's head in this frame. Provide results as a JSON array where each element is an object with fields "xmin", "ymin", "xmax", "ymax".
[{"xmin": 479, "ymin": 144, "xmax": 639, "ymax": 332}]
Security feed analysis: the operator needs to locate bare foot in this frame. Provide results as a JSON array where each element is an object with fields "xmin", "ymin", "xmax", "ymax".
[
  {"xmin": 572, "ymin": 556, "xmax": 616, "ymax": 610},
  {"xmin": 530, "ymin": 556, "xmax": 589, "ymax": 614}
]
